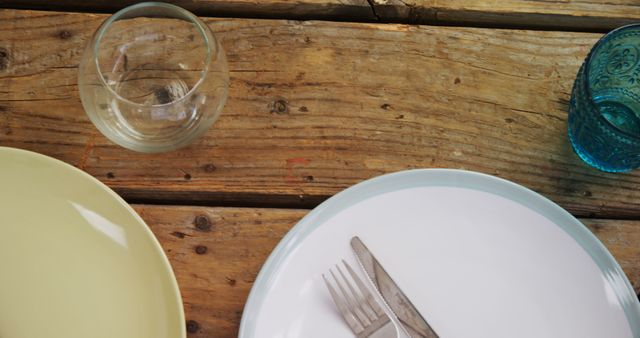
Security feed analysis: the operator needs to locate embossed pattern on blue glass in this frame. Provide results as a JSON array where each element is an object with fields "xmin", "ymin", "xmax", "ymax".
[{"xmin": 568, "ymin": 24, "xmax": 640, "ymax": 172}]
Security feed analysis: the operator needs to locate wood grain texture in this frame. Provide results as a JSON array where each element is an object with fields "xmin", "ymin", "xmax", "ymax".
[
  {"xmin": 368, "ymin": 0, "xmax": 640, "ymax": 31},
  {"xmin": 136, "ymin": 205, "xmax": 307, "ymax": 338},
  {"xmin": 1, "ymin": 0, "xmax": 377, "ymax": 22},
  {"xmin": 2, "ymin": 9, "xmax": 640, "ymax": 217},
  {"xmin": 3, "ymin": 0, "xmax": 639, "ymax": 31},
  {"xmin": 136, "ymin": 205, "xmax": 640, "ymax": 337},
  {"xmin": 583, "ymin": 219, "xmax": 640, "ymax": 296}
]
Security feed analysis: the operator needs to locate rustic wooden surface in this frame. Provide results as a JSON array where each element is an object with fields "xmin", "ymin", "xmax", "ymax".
[
  {"xmin": 3, "ymin": 0, "xmax": 639, "ymax": 31},
  {"xmin": 4, "ymin": 10, "xmax": 640, "ymax": 217},
  {"xmin": 1, "ymin": 0, "xmax": 376, "ymax": 21},
  {"xmin": 137, "ymin": 205, "xmax": 640, "ymax": 337},
  {"xmin": 1, "ymin": 3, "xmax": 639, "ymax": 338},
  {"xmin": 368, "ymin": 0, "xmax": 640, "ymax": 30},
  {"xmin": 137, "ymin": 205, "xmax": 305, "ymax": 337}
]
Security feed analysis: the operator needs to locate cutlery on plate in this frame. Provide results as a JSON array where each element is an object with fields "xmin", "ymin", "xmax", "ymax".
[
  {"xmin": 323, "ymin": 260, "xmax": 399, "ymax": 338},
  {"xmin": 351, "ymin": 236, "xmax": 439, "ymax": 338}
]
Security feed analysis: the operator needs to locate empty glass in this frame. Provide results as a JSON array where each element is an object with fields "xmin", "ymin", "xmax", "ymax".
[
  {"xmin": 568, "ymin": 24, "xmax": 640, "ymax": 172},
  {"xmin": 79, "ymin": 2, "xmax": 228, "ymax": 153}
]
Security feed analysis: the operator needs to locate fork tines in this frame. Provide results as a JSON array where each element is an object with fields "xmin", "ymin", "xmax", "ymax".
[{"xmin": 323, "ymin": 260, "xmax": 389, "ymax": 337}]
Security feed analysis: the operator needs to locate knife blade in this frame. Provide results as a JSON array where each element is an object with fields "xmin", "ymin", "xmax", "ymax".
[{"xmin": 351, "ymin": 236, "xmax": 439, "ymax": 338}]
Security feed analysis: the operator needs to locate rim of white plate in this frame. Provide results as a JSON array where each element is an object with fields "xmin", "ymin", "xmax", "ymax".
[{"xmin": 238, "ymin": 169, "xmax": 640, "ymax": 337}]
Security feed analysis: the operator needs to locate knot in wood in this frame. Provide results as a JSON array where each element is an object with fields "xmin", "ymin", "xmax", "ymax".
[
  {"xmin": 58, "ymin": 30, "xmax": 72, "ymax": 39},
  {"xmin": 0, "ymin": 48, "xmax": 9, "ymax": 71},
  {"xmin": 194, "ymin": 215, "xmax": 212, "ymax": 231},
  {"xmin": 186, "ymin": 320, "xmax": 200, "ymax": 333},
  {"xmin": 270, "ymin": 98, "xmax": 289, "ymax": 115},
  {"xmin": 195, "ymin": 245, "xmax": 208, "ymax": 255}
]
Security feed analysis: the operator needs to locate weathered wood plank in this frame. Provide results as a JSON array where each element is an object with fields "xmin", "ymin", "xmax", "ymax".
[
  {"xmin": 2, "ymin": 0, "xmax": 639, "ymax": 31},
  {"xmin": 137, "ymin": 205, "xmax": 640, "ymax": 337},
  {"xmin": 138, "ymin": 206, "xmax": 306, "ymax": 338},
  {"xmin": 1, "ymin": 0, "xmax": 377, "ymax": 21},
  {"xmin": 369, "ymin": 0, "xmax": 640, "ymax": 31},
  {"xmin": 1, "ymin": 9, "xmax": 640, "ymax": 217}
]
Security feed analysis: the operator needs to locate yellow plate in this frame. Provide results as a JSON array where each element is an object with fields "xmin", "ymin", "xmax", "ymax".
[{"xmin": 0, "ymin": 147, "xmax": 185, "ymax": 338}]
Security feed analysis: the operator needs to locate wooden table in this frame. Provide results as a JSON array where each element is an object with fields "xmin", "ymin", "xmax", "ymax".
[{"xmin": 1, "ymin": 1, "xmax": 640, "ymax": 336}]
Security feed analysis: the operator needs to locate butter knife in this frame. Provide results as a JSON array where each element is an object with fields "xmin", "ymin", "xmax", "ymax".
[{"xmin": 351, "ymin": 236, "xmax": 439, "ymax": 338}]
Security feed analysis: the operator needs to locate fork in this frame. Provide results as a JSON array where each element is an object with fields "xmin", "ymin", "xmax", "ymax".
[{"xmin": 323, "ymin": 260, "xmax": 398, "ymax": 338}]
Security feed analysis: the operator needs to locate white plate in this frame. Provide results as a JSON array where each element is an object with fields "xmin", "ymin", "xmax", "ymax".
[
  {"xmin": 0, "ymin": 147, "xmax": 185, "ymax": 338},
  {"xmin": 240, "ymin": 169, "xmax": 640, "ymax": 338}
]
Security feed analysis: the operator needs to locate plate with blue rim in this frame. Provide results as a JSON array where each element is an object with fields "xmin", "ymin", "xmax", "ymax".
[{"xmin": 240, "ymin": 169, "xmax": 640, "ymax": 338}]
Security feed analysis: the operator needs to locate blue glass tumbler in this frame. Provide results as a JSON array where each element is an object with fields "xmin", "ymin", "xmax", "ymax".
[{"xmin": 568, "ymin": 24, "xmax": 640, "ymax": 172}]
